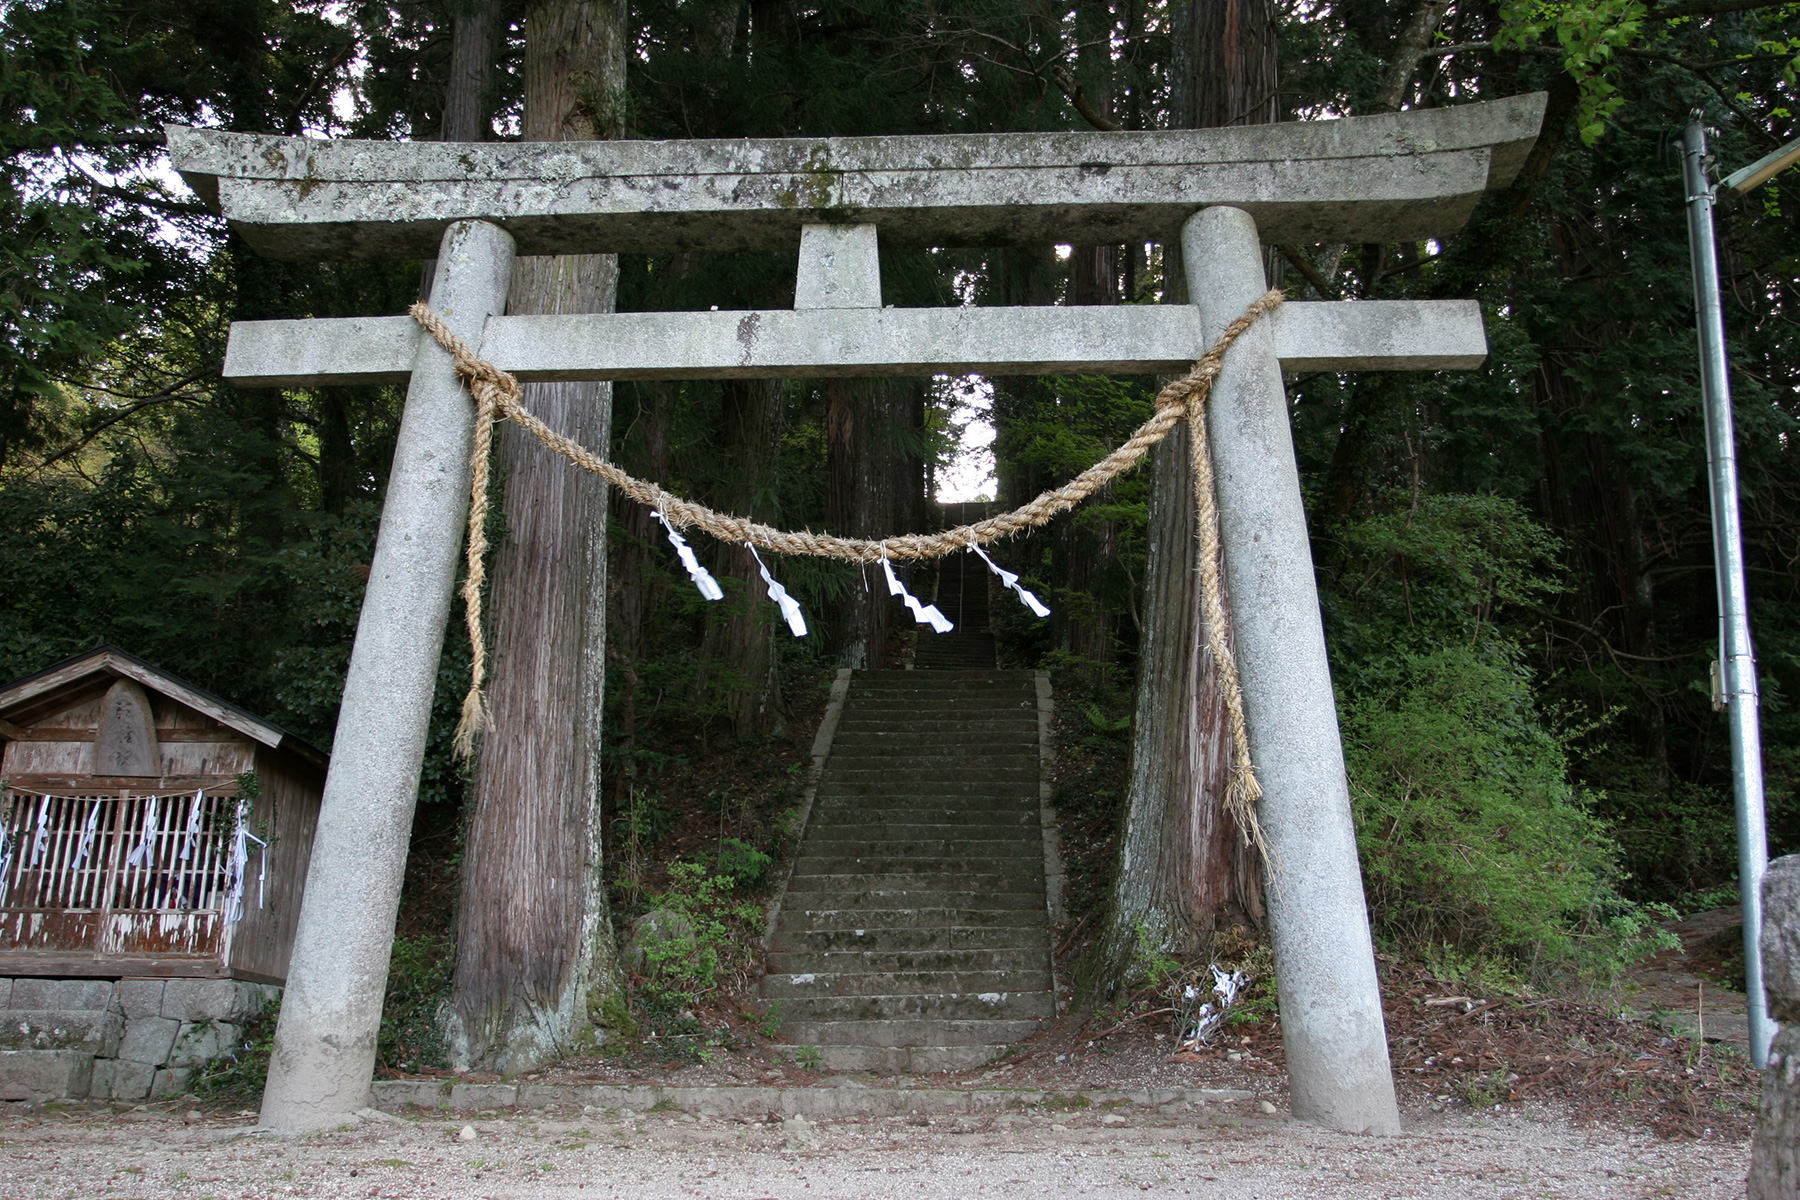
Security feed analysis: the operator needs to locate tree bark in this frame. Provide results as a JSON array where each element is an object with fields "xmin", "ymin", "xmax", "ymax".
[
  {"xmin": 827, "ymin": 376, "xmax": 925, "ymax": 668},
  {"xmin": 447, "ymin": 0, "xmax": 628, "ymax": 1072},
  {"xmin": 694, "ymin": 376, "xmax": 789, "ymax": 738},
  {"xmin": 1088, "ymin": 0, "xmax": 1276, "ymax": 996}
]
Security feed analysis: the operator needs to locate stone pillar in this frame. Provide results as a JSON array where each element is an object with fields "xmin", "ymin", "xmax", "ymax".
[
  {"xmin": 259, "ymin": 220, "xmax": 516, "ymax": 1131},
  {"xmin": 1182, "ymin": 205, "xmax": 1401, "ymax": 1135},
  {"xmin": 1751, "ymin": 854, "xmax": 1799, "ymax": 1199}
]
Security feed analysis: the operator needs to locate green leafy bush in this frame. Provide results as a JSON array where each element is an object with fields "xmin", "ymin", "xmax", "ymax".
[
  {"xmin": 379, "ymin": 933, "xmax": 454, "ymax": 1071},
  {"xmin": 635, "ymin": 860, "xmax": 765, "ymax": 1019},
  {"xmin": 1342, "ymin": 646, "xmax": 1674, "ymax": 990}
]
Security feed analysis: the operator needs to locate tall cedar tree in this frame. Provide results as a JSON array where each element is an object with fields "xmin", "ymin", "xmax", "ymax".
[
  {"xmin": 447, "ymin": 0, "xmax": 630, "ymax": 1071},
  {"xmin": 1090, "ymin": 0, "xmax": 1279, "ymax": 990}
]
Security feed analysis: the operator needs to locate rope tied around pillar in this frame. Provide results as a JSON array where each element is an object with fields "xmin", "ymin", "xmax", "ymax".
[{"xmin": 409, "ymin": 288, "xmax": 1283, "ymax": 856}]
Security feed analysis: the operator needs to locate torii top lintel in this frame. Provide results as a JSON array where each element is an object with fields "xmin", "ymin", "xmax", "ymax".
[{"xmin": 167, "ymin": 93, "xmax": 1545, "ymax": 261}]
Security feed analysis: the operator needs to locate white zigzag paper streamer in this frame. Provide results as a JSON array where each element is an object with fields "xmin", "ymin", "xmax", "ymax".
[
  {"xmin": 746, "ymin": 543, "xmax": 807, "ymax": 637},
  {"xmin": 30, "ymin": 796, "xmax": 49, "ymax": 865},
  {"xmin": 0, "ymin": 816, "xmax": 11, "ymax": 908},
  {"xmin": 124, "ymin": 794, "xmax": 159, "ymax": 868},
  {"xmin": 72, "ymin": 800, "xmax": 102, "ymax": 869},
  {"xmin": 969, "ymin": 544, "xmax": 1051, "ymax": 618},
  {"xmin": 180, "ymin": 789, "xmax": 205, "ymax": 861},
  {"xmin": 653, "ymin": 510, "xmax": 724, "ymax": 601},
  {"xmin": 881, "ymin": 559, "xmax": 953, "ymax": 633},
  {"xmin": 224, "ymin": 799, "xmax": 268, "ymax": 924}
]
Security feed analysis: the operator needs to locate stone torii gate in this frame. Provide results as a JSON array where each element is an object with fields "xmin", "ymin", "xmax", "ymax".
[{"xmin": 168, "ymin": 92, "xmax": 1545, "ymax": 1135}]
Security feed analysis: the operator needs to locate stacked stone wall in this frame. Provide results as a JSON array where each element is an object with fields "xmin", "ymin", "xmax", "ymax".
[{"xmin": 0, "ymin": 977, "xmax": 276, "ymax": 1102}]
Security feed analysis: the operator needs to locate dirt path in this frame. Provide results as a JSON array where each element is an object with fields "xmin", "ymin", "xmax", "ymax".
[{"xmin": 0, "ymin": 1099, "xmax": 1753, "ymax": 1200}]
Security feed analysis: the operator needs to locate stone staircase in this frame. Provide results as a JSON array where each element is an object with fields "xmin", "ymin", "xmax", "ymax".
[
  {"xmin": 914, "ymin": 547, "xmax": 998, "ymax": 670},
  {"xmin": 762, "ymin": 668, "xmax": 1055, "ymax": 1072}
]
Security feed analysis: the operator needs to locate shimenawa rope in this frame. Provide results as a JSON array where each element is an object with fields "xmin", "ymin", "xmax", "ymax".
[{"xmin": 411, "ymin": 289, "xmax": 1282, "ymax": 855}]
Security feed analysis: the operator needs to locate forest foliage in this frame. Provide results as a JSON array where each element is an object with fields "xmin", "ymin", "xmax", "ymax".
[{"xmin": 1, "ymin": 0, "xmax": 1797, "ymax": 995}]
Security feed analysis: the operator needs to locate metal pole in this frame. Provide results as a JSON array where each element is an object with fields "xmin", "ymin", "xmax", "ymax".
[{"xmin": 1680, "ymin": 118, "xmax": 1773, "ymax": 1068}]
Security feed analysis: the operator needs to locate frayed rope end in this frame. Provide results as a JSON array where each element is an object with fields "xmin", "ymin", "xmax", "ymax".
[{"xmin": 453, "ymin": 688, "xmax": 491, "ymax": 759}]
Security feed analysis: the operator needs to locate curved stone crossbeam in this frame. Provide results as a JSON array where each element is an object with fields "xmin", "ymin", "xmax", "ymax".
[{"xmin": 167, "ymin": 93, "xmax": 1545, "ymax": 259}]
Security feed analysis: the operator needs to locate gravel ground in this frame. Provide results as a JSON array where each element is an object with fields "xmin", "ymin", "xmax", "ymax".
[{"xmin": 0, "ymin": 1098, "xmax": 1752, "ymax": 1199}]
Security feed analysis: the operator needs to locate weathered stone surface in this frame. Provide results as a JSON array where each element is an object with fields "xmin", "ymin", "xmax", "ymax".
[
  {"xmin": 167, "ymin": 1020, "xmax": 239, "ymax": 1068},
  {"xmin": 1761, "ymin": 855, "xmax": 1800, "ymax": 1024},
  {"xmin": 167, "ymin": 94, "xmax": 1546, "ymax": 260},
  {"xmin": 150, "ymin": 1066, "xmax": 195, "ymax": 1098},
  {"xmin": 95, "ymin": 678, "xmax": 161, "ymax": 776},
  {"xmin": 369, "ymin": 1079, "xmax": 452, "ymax": 1110},
  {"xmin": 0, "ymin": 978, "xmax": 13, "ymax": 1008},
  {"xmin": 448, "ymin": 1083, "xmax": 518, "ymax": 1110},
  {"xmin": 0, "ymin": 1049, "xmax": 93, "ymax": 1101},
  {"xmin": 118, "ymin": 979, "xmax": 166, "ymax": 1020},
  {"xmin": 257, "ymin": 219, "xmax": 517, "ymax": 1134},
  {"xmin": 223, "ymin": 299, "xmax": 1487, "ymax": 389},
  {"xmin": 90, "ymin": 1057, "xmax": 155, "ymax": 1101},
  {"xmin": 8, "ymin": 978, "xmax": 118, "ymax": 1012},
  {"xmin": 1751, "ymin": 1026, "xmax": 1799, "ymax": 1200},
  {"xmin": 1751, "ymin": 855, "xmax": 1799, "ymax": 1199},
  {"xmin": 117, "ymin": 1015, "xmax": 181, "ymax": 1065},
  {"xmin": 795, "ymin": 224, "xmax": 881, "ymax": 309},
  {"xmin": 160, "ymin": 979, "xmax": 266, "ymax": 1023},
  {"xmin": 1188, "ymin": 204, "xmax": 1399, "ymax": 1136},
  {"xmin": 0, "ymin": 1010, "xmax": 123, "ymax": 1055}
]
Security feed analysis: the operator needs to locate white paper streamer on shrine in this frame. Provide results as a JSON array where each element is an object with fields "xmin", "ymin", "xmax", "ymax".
[
  {"xmin": 180, "ymin": 789, "xmax": 205, "ymax": 860},
  {"xmin": 881, "ymin": 558, "xmax": 953, "ymax": 633},
  {"xmin": 969, "ymin": 544, "xmax": 1051, "ymax": 618},
  {"xmin": 71, "ymin": 800, "xmax": 103, "ymax": 870},
  {"xmin": 1176, "ymin": 964, "xmax": 1249, "ymax": 1051},
  {"xmin": 124, "ymin": 794, "xmax": 160, "ymax": 869},
  {"xmin": 0, "ymin": 816, "xmax": 12, "ymax": 907},
  {"xmin": 30, "ymin": 795, "xmax": 50, "ymax": 866},
  {"xmin": 746, "ymin": 542, "xmax": 807, "ymax": 637},
  {"xmin": 653, "ymin": 510, "xmax": 724, "ymax": 601},
  {"xmin": 224, "ymin": 798, "xmax": 267, "ymax": 924}
]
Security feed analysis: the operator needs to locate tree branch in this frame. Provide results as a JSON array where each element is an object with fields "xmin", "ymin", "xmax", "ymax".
[
  {"xmin": 1646, "ymin": 0, "xmax": 1799, "ymax": 20},
  {"xmin": 25, "ymin": 374, "xmax": 216, "ymax": 477},
  {"xmin": 69, "ymin": 161, "xmax": 213, "ymax": 219},
  {"xmin": 1278, "ymin": 244, "xmax": 1341, "ymax": 300},
  {"xmin": 1370, "ymin": 0, "xmax": 1454, "ymax": 114},
  {"xmin": 1050, "ymin": 64, "xmax": 1121, "ymax": 131}
]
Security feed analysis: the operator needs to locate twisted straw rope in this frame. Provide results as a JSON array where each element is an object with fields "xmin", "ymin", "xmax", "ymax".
[{"xmin": 412, "ymin": 289, "xmax": 1282, "ymax": 854}]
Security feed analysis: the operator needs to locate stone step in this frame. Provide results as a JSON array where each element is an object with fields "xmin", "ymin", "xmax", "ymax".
[
  {"xmin": 819, "ymin": 780, "xmax": 1039, "ymax": 799},
  {"xmin": 782, "ymin": 870, "xmax": 1041, "ymax": 894},
  {"xmin": 768, "ymin": 927, "xmax": 1049, "ymax": 957},
  {"xmin": 775, "ymin": 905, "xmax": 1046, "ymax": 932},
  {"xmin": 782, "ymin": 1017, "xmax": 1048, "ymax": 1047},
  {"xmin": 776, "ymin": 990, "xmax": 1055, "ymax": 1023},
  {"xmin": 826, "ymin": 734, "xmax": 1036, "ymax": 753},
  {"xmin": 767, "ymin": 944, "xmax": 1050, "ymax": 973},
  {"xmin": 823, "ymin": 748, "xmax": 1040, "ymax": 767},
  {"xmin": 829, "ymin": 720, "xmax": 1037, "ymax": 738},
  {"xmin": 798, "ymin": 836, "xmax": 1042, "ymax": 858},
  {"xmin": 806, "ymin": 1043, "xmax": 1010, "ymax": 1073},
  {"xmin": 763, "ymin": 968, "xmax": 1050, "ymax": 998},
  {"xmin": 805, "ymin": 810, "xmax": 1040, "ymax": 831},
  {"xmin": 810, "ymin": 794, "xmax": 1038, "ymax": 813},
  {"xmin": 789, "ymin": 855, "xmax": 1046, "ymax": 878},
  {"xmin": 847, "ymin": 668, "xmax": 1032, "ymax": 685},
  {"xmin": 825, "ymin": 761, "xmax": 1038, "ymax": 779}
]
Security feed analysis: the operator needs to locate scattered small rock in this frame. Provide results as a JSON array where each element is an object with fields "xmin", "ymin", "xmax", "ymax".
[
  {"xmin": 458, "ymin": 1124, "xmax": 477, "ymax": 1142},
  {"xmin": 781, "ymin": 1113, "xmax": 823, "ymax": 1150},
  {"xmin": 1259, "ymin": 1101, "xmax": 1279, "ymax": 1116}
]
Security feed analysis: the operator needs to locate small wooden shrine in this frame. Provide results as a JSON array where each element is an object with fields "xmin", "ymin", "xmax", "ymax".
[{"xmin": 0, "ymin": 647, "xmax": 324, "ymax": 983}]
